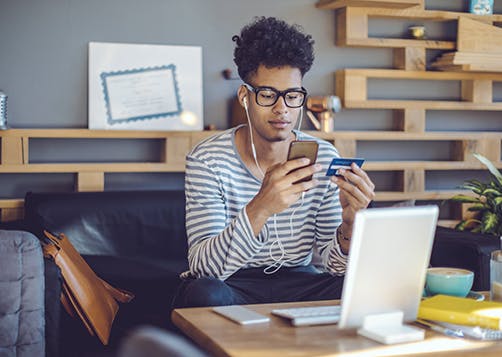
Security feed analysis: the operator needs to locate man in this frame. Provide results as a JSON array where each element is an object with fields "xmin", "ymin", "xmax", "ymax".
[{"xmin": 175, "ymin": 17, "xmax": 375, "ymax": 308}]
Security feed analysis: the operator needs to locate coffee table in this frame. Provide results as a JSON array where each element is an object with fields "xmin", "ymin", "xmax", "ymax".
[{"xmin": 172, "ymin": 299, "xmax": 502, "ymax": 357}]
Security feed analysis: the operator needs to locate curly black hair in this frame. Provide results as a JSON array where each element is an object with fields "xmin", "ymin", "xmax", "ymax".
[{"xmin": 232, "ymin": 17, "xmax": 315, "ymax": 83}]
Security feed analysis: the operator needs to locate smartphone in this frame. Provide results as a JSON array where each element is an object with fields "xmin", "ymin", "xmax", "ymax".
[{"xmin": 287, "ymin": 140, "xmax": 319, "ymax": 183}]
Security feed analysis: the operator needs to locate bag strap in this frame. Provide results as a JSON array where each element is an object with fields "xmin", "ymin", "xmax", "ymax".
[{"xmin": 42, "ymin": 243, "xmax": 59, "ymax": 260}]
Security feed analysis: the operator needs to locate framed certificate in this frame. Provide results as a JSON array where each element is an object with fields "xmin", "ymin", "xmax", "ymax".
[{"xmin": 89, "ymin": 42, "xmax": 203, "ymax": 131}]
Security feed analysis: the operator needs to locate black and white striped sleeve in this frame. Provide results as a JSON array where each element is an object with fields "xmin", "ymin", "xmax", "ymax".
[{"xmin": 185, "ymin": 155, "xmax": 269, "ymax": 280}]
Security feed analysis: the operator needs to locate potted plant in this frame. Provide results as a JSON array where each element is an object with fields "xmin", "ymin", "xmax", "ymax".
[{"xmin": 450, "ymin": 153, "xmax": 502, "ymax": 236}]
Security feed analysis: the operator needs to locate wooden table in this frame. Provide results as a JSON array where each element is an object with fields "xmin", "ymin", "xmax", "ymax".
[{"xmin": 172, "ymin": 299, "xmax": 502, "ymax": 357}]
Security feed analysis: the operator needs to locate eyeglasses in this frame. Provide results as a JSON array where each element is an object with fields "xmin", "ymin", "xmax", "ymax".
[{"xmin": 244, "ymin": 84, "xmax": 307, "ymax": 108}]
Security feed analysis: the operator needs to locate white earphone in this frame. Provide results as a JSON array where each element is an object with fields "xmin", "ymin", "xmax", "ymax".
[
  {"xmin": 241, "ymin": 89, "xmax": 307, "ymax": 274},
  {"xmin": 243, "ymin": 95, "xmax": 262, "ymax": 176}
]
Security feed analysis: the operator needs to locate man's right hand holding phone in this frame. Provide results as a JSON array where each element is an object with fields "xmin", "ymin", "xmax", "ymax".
[{"xmin": 246, "ymin": 158, "xmax": 322, "ymax": 236}]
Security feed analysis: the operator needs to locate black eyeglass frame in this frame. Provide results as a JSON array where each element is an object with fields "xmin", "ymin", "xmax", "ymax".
[{"xmin": 244, "ymin": 84, "xmax": 308, "ymax": 108}]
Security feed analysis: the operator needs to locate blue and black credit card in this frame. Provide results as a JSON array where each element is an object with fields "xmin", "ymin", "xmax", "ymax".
[{"xmin": 326, "ymin": 158, "xmax": 365, "ymax": 177}]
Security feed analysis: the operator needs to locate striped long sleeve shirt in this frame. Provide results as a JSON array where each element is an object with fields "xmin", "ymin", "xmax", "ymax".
[{"xmin": 182, "ymin": 125, "xmax": 347, "ymax": 281}]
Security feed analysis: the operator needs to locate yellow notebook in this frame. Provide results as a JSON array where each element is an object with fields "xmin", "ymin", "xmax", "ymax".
[{"xmin": 418, "ymin": 295, "xmax": 502, "ymax": 330}]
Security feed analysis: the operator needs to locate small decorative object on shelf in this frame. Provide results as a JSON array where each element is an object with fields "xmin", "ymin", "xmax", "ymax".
[
  {"xmin": 408, "ymin": 25, "xmax": 426, "ymax": 39},
  {"xmin": 0, "ymin": 90, "xmax": 8, "ymax": 130},
  {"xmin": 470, "ymin": 0, "xmax": 493, "ymax": 15},
  {"xmin": 306, "ymin": 95, "xmax": 341, "ymax": 132}
]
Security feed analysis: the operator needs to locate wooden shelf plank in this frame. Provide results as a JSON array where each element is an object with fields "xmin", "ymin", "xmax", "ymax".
[
  {"xmin": 339, "ymin": 68, "xmax": 502, "ymax": 80},
  {"xmin": 375, "ymin": 190, "xmax": 471, "ymax": 201},
  {"xmin": 4, "ymin": 129, "xmax": 500, "ymax": 143},
  {"xmin": 0, "ymin": 163, "xmax": 185, "ymax": 173},
  {"xmin": 0, "ymin": 129, "xmax": 219, "ymax": 139},
  {"xmin": 365, "ymin": 161, "xmax": 502, "ymax": 170},
  {"xmin": 341, "ymin": 37, "xmax": 455, "ymax": 49},
  {"xmin": 343, "ymin": 100, "xmax": 502, "ymax": 110},
  {"xmin": 316, "ymin": 0, "xmax": 424, "ymax": 10},
  {"xmin": 308, "ymin": 131, "xmax": 502, "ymax": 140},
  {"xmin": 0, "ymin": 199, "xmax": 24, "ymax": 208},
  {"xmin": 2, "ymin": 160, "xmax": 495, "ymax": 173},
  {"xmin": 340, "ymin": 7, "xmax": 502, "ymax": 22}
]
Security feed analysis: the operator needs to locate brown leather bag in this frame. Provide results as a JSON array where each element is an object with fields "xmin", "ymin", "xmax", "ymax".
[{"xmin": 42, "ymin": 230, "xmax": 134, "ymax": 345}]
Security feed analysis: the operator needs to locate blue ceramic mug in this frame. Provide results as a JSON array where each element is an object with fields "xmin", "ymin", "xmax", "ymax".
[{"xmin": 426, "ymin": 267, "xmax": 474, "ymax": 297}]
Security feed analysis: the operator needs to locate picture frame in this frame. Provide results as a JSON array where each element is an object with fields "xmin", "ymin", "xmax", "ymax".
[{"xmin": 89, "ymin": 42, "xmax": 203, "ymax": 131}]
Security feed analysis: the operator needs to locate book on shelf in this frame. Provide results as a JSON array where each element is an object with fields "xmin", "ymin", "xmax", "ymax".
[{"xmin": 418, "ymin": 294, "xmax": 502, "ymax": 330}]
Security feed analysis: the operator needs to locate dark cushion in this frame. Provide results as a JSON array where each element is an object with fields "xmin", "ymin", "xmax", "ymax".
[
  {"xmin": 24, "ymin": 190, "xmax": 188, "ymax": 261},
  {"xmin": 431, "ymin": 226, "xmax": 500, "ymax": 291}
]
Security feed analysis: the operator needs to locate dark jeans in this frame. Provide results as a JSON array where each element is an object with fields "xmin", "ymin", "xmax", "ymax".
[{"xmin": 173, "ymin": 265, "xmax": 344, "ymax": 308}]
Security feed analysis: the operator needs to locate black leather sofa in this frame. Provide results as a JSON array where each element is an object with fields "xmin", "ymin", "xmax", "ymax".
[
  {"xmin": 1, "ymin": 190, "xmax": 500, "ymax": 356},
  {"xmin": 22, "ymin": 190, "xmax": 189, "ymax": 357}
]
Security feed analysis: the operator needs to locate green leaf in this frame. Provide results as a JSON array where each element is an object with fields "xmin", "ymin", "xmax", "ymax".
[
  {"xmin": 455, "ymin": 220, "xmax": 468, "ymax": 231},
  {"xmin": 465, "ymin": 179, "xmax": 486, "ymax": 189},
  {"xmin": 482, "ymin": 188, "xmax": 502, "ymax": 197},
  {"xmin": 494, "ymin": 196, "xmax": 502, "ymax": 207},
  {"xmin": 460, "ymin": 182, "xmax": 485, "ymax": 194},
  {"xmin": 482, "ymin": 211, "xmax": 499, "ymax": 234},
  {"xmin": 472, "ymin": 225, "xmax": 482, "ymax": 233},
  {"xmin": 474, "ymin": 153, "xmax": 502, "ymax": 187},
  {"xmin": 490, "ymin": 181, "xmax": 502, "ymax": 189},
  {"xmin": 450, "ymin": 195, "xmax": 480, "ymax": 203},
  {"xmin": 455, "ymin": 219, "xmax": 481, "ymax": 231},
  {"xmin": 467, "ymin": 203, "xmax": 488, "ymax": 211}
]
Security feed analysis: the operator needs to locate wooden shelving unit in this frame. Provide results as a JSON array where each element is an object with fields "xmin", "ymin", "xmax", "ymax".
[
  {"xmin": 317, "ymin": 0, "xmax": 502, "ymax": 224},
  {"xmin": 0, "ymin": 129, "xmax": 215, "ymax": 221},
  {"xmin": 329, "ymin": 5, "xmax": 502, "ymax": 55},
  {"xmin": 2, "ymin": 129, "xmax": 501, "ymax": 223}
]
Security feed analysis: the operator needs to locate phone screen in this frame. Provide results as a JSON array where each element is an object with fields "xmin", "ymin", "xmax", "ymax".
[{"xmin": 287, "ymin": 140, "xmax": 319, "ymax": 183}]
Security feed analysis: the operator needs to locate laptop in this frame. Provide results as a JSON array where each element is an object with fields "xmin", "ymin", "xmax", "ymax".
[
  {"xmin": 338, "ymin": 205, "xmax": 439, "ymax": 343},
  {"xmin": 273, "ymin": 205, "xmax": 439, "ymax": 343}
]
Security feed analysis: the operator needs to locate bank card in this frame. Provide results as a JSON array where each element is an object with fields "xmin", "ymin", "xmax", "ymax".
[{"xmin": 326, "ymin": 157, "xmax": 365, "ymax": 176}]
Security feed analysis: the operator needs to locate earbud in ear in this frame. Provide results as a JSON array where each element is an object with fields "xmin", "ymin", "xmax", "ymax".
[{"xmin": 243, "ymin": 97, "xmax": 248, "ymax": 110}]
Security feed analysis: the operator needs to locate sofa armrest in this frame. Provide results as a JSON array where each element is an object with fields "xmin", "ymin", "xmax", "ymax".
[
  {"xmin": 431, "ymin": 226, "xmax": 500, "ymax": 291},
  {"xmin": 0, "ymin": 230, "xmax": 45, "ymax": 357}
]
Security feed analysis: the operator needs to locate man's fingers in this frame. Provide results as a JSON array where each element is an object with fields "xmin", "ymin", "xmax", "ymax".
[
  {"xmin": 287, "ymin": 163, "xmax": 322, "ymax": 184},
  {"xmin": 335, "ymin": 168, "xmax": 375, "ymax": 202},
  {"xmin": 350, "ymin": 163, "xmax": 375, "ymax": 190},
  {"xmin": 333, "ymin": 173, "xmax": 374, "ymax": 208}
]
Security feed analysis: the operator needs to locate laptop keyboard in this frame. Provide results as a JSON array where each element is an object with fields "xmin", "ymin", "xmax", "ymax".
[{"xmin": 271, "ymin": 305, "xmax": 341, "ymax": 326}]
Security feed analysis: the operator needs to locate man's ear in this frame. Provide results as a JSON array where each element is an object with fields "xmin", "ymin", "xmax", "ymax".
[{"xmin": 237, "ymin": 85, "xmax": 248, "ymax": 109}]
